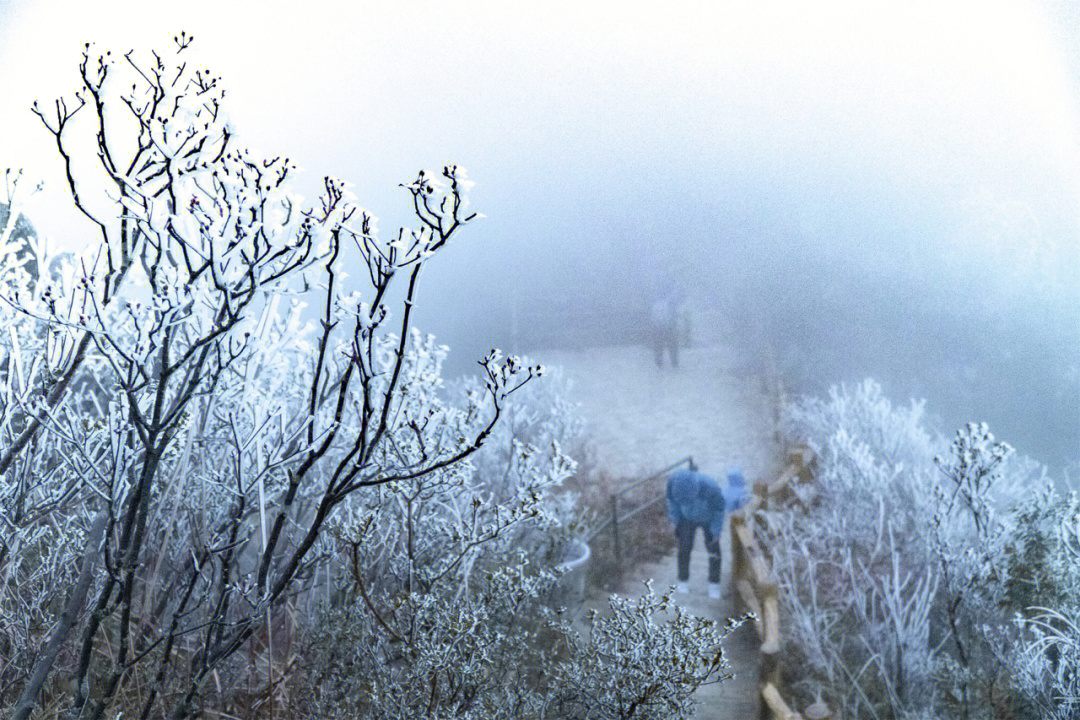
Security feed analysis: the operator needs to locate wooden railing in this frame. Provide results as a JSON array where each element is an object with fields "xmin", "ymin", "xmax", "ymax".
[{"xmin": 730, "ymin": 445, "xmax": 835, "ymax": 720}]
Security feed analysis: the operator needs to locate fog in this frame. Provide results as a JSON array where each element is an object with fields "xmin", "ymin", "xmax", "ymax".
[{"xmin": 2, "ymin": 0, "xmax": 1078, "ymax": 473}]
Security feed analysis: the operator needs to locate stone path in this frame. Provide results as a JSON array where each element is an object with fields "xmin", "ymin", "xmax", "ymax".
[{"xmin": 537, "ymin": 342, "xmax": 782, "ymax": 719}]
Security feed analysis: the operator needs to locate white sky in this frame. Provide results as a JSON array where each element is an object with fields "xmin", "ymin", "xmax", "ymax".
[
  {"xmin": 1, "ymin": 0, "xmax": 1078, "ymax": 470},
  {"xmin": 1, "ymin": 0, "xmax": 1077, "ymax": 244}
]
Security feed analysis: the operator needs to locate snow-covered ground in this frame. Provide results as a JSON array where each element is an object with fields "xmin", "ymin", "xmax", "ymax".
[
  {"xmin": 537, "ymin": 340, "xmax": 783, "ymax": 719},
  {"xmin": 539, "ymin": 342, "xmax": 780, "ymax": 482}
]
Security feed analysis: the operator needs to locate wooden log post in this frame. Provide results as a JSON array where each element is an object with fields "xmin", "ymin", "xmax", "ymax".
[
  {"xmin": 759, "ymin": 579, "xmax": 782, "ymax": 720},
  {"xmin": 746, "ymin": 446, "xmax": 822, "ymax": 720},
  {"xmin": 789, "ymin": 445, "xmax": 815, "ymax": 482},
  {"xmin": 767, "ymin": 463, "xmax": 800, "ymax": 500},
  {"xmin": 762, "ymin": 683, "xmax": 803, "ymax": 720},
  {"xmin": 754, "ymin": 478, "xmax": 770, "ymax": 511}
]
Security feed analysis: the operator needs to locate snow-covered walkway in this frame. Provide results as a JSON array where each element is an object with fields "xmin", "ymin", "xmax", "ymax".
[{"xmin": 539, "ymin": 342, "xmax": 782, "ymax": 719}]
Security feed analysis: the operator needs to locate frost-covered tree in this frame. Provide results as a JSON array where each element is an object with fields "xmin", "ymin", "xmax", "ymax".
[
  {"xmin": 2, "ymin": 33, "xmax": 525, "ymax": 719},
  {"xmin": 764, "ymin": 379, "xmax": 1073, "ymax": 719},
  {"xmin": 0, "ymin": 36, "xmax": 737, "ymax": 720},
  {"xmin": 0, "ymin": 170, "xmax": 46, "ymax": 291}
]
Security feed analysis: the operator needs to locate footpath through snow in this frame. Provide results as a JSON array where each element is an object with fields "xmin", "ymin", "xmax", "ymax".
[{"xmin": 539, "ymin": 341, "xmax": 783, "ymax": 719}]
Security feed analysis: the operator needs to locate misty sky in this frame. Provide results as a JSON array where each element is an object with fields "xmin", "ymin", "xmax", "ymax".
[{"xmin": 1, "ymin": 0, "xmax": 1078, "ymax": 470}]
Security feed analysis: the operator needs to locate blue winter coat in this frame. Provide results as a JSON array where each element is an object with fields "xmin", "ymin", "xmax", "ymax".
[
  {"xmin": 666, "ymin": 470, "xmax": 727, "ymax": 538},
  {"xmin": 665, "ymin": 468, "xmax": 749, "ymax": 538}
]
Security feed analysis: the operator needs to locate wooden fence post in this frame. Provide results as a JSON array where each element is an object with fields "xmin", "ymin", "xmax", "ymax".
[
  {"xmin": 754, "ymin": 478, "xmax": 770, "ymax": 511},
  {"xmin": 758, "ymin": 578, "xmax": 781, "ymax": 720}
]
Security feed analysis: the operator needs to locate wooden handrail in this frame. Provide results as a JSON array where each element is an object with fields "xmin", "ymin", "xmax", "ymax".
[
  {"xmin": 762, "ymin": 682, "xmax": 803, "ymax": 720},
  {"xmin": 730, "ymin": 445, "xmax": 833, "ymax": 720}
]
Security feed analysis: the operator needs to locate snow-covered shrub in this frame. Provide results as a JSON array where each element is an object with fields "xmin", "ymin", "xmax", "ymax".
[
  {"xmin": 295, "ymin": 341, "xmax": 740, "ymax": 719},
  {"xmin": 764, "ymin": 380, "xmax": 943, "ymax": 716},
  {"xmin": 0, "ymin": 36, "xmax": 737, "ymax": 720},
  {"xmin": 1002, "ymin": 486, "xmax": 1080, "ymax": 620},
  {"xmin": 453, "ymin": 359, "xmax": 587, "ymax": 559},
  {"xmin": 1011, "ymin": 606, "xmax": 1080, "ymax": 719},
  {"xmin": 0, "ymin": 170, "xmax": 100, "ymax": 703},
  {"xmin": 456, "ymin": 360, "xmax": 585, "ymax": 500},
  {"xmin": 545, "ymin": 585, "xmax": 743, "ymax": 720},
  {"xmin": 303, "ymin": 575, "xmax": 741, "ymax": 720},
  {"xmin": 1004, "ymin": 488, "xmax": 1080, "ymax": 718},
  {"xmin": 766, "ymin": 379, "xmax": 1069, "ymax": 719}
]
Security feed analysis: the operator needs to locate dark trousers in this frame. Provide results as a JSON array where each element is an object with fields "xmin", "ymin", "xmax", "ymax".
[
  {"xmin": 653, "ymin": 327, "xmax": 679, "ymax": 368},
  {"xmin": 676, "ymin": 521, "xmax": 721, "ymax": 583}
]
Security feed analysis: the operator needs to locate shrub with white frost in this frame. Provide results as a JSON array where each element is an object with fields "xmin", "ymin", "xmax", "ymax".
[
  {"xmin": 765, "ymin": 379, "xmax": 1076, "ymax": 719},
  {"xmin": 0, "ymin": 36, "xmax": 736, "ymax": 720},
  {"xmin": 1004, "ymin": 486, "xmax": 1080, "ymax": 718}
]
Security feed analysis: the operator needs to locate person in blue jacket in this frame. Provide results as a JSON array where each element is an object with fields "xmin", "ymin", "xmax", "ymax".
[{"xmin": 666, "ymin": 464, "xmax": 747, "ymax": 598}]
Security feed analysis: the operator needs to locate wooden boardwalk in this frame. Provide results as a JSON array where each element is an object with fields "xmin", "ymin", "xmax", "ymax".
[{"xmin": 537, "ymin": 341, "xmax": 782, "ymax": 719}]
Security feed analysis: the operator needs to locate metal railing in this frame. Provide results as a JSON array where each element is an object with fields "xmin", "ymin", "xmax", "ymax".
[{"xmin": 585, "ymin": 456, "xmax": 695, "ymax": 576}]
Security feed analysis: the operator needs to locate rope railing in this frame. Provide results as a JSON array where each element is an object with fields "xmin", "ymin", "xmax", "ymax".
[{"xmin": 730, "ymin": 445, "xmax": 834, "ymax": 720}]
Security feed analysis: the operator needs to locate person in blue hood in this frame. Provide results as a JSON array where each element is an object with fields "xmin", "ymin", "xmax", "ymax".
[{"xmin": 666, "ymin": 464, "xmax": 747, "ymax": 598}]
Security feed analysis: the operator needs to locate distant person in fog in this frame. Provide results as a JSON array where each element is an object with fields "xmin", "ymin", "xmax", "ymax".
[
  {"xmin": 650, "ymin": 288, "xmax": 683, "ymax": 368},
  {"xmin": 666, "ymin": 464, "xmax": 747, "ymax": 599}
]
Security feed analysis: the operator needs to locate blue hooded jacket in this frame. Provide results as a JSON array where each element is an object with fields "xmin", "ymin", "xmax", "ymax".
[
  {"xmin": 666, "ymin": 468, "xmax": 748, "ymax": 538},
  {"xmin": 666, "ymin": 470, "xmax": 726, "ymax": 538}
]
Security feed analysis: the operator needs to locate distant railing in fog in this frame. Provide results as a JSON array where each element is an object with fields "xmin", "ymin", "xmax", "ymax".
[{"xmin": 507, "ymin": 298, "xmax": 718, "ymax": 354}]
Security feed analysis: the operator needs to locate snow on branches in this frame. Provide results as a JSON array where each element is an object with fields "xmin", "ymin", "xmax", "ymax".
[
  {"xmin": 764, "ymin": 379, "xmax": 1078, "ymax": 719},
  {"xmin": 0, "ymin": 35, "xmax": 739, "ymax": 720}
]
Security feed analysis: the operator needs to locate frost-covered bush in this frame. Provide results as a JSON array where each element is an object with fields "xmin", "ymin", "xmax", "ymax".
[
  {"xmin": 766, "ymin": 379, "xmax": 1073, "ymax": 719},
  {"xmin": 320, "ymin": 340, "xmax": 582, "ymax": 610},
  {"xmin": 295, "ymin": 344, "xmax": 739, "ymax": 719},
  {"xmin": 303, "ymin": 577, "xmax": 741, "ymax": 720},
  {"xmin": 1011, "ymin": 606, "xmax": 1080, "ymax": 719},
  {"xmin": 544, "ymin": 586, "xmax": 742, "ymax": 720},
  {"xmin": 0, "ymin": 170, "xmax": 102, "ymax": 700},
  {"xmin": 456, "ymin": 360, "xmax": 585, "ymax": 501},
  {"xmin": 1004, "ymin": 488, "xmax": 1080, "ymax": 718},
  {"xmin": 453, "ymin": 360, "xmax": 587, "ymax": 557},
  {"xmin": 0, "ymin": 36, "xmax": 736, "ymax": 720}
]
